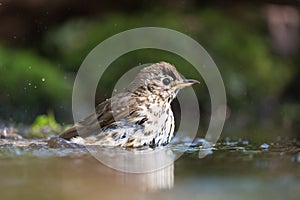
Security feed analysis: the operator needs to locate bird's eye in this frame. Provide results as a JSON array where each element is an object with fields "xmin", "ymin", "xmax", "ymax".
[{"xmin": 162, "ymin": 78, "xmax": 171, "ymax": 85}]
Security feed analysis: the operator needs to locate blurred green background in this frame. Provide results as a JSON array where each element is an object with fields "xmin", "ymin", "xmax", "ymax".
[{"xmin": 0, "ymin": 0, "xmax": 299, "ymax": 141}]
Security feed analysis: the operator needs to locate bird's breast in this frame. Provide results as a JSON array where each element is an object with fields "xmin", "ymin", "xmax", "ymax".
[{"xmin": 139, "ymin": 101, "xmax": 175, "ymax": 145}]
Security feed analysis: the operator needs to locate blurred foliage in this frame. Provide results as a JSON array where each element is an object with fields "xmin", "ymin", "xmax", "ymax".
[
  {"xmin": 29, "ymin": 111, "xmax": 63, "ymax": 138},
  {"xmin": 0, "ymin": 46, "xmax": 72, "ymax": 122},
  {"xmin": 43, "ymin": 9, "xmax": 295, "ymax": 100},
  {"xmin": 42, "ymin": 9, "xmax": 297, "ymax": 137},
  {"xmin": 0, "ymin": 7, "xmax": 298, "ymax": 139}
]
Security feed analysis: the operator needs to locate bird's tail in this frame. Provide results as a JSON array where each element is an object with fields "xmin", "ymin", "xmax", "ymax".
[{"xmin": 59, "ymin": 126, "xmax": 79, "ymax": 140}]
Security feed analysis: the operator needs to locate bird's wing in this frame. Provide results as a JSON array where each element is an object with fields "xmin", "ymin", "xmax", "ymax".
[{"xmin": 59, "ymin": 92, "xmax": 140, "ymax": 140}]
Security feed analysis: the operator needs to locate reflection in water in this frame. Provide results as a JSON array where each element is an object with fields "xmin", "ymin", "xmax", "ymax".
[
  {"xmin": 88, "ymin": 145, "xmax": 176, "ymax": 173},
  {"xmin": 87, "ymin": 145, "xmax": 175, "ymax": 190},
  {"xmin": 118, "ymin": 164, "xmax": 174, "ymax": 191},
  {"xmin": 0, "ymin": 139, "xmax": 299, "ymax": 200},
  {"xmin": 60, "ymin": 159, "xmax": 174, "ymax": 200},
  {"xmin": 0, "ymin": 157, "xmax": 174, "ymax": 200}
]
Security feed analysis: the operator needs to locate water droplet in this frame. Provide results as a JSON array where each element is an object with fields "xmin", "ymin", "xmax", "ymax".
[
  {"xmin": 13, "ymin": 35, "xmax": 17, "ymax": 39},
  {"xmin": 28, "ymin": 82, "xmax": 31, "ymax": 86},
  {"xmin": 34, "ymin": 85, "xmax": 37, "ymax": 89},
  {"xmin": 42, "ymin": 78, "xmax": 45, "ymax": 82},
  {"xmin": 260, "ymin": 143, "xmax": 269, "ymax": 149},
  {"xmin": 242, "ymin": 140, "xmax": 249, "ymax": 145},
  {"xmin": 28, "ymin": 66, "xmax": 32, "ymax": 69},
  {"xmin": 113, "ymin": 89, "xmax": 117, "ymax": 93}
]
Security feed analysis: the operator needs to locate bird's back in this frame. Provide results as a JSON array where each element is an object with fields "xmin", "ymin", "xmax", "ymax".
[{"xmin": 60, "ymin": 91, "xmax": 175, "ymax": 147}]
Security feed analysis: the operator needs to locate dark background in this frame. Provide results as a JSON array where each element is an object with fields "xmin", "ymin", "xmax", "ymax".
[{"xmin": 0, "ymin": 0, "xmax": 299, "ymax": 141}]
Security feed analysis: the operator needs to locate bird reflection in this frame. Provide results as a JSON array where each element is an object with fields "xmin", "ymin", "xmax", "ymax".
[
  {"xmin": 119, "ymin": 163, "xmax": 174, "ymax": 191},
  {"xmin": 59, "ymin": 143, "xmax": 215, "ymax": 199},
  {"xmin": 88, "ymin": 146, "xmax": 175, "ymax": 191}
]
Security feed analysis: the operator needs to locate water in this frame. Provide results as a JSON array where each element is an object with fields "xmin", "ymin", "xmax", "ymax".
[{"xmin": 0, "ymin": 138, "xmax": 299, "ymax": 200}]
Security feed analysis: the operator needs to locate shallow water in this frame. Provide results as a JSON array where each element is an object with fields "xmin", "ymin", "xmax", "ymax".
[{"xmin": 0, "ymin": 138, "xmax": 299, "ymax": 200}]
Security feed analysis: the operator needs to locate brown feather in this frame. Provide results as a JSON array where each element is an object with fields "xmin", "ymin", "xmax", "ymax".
[
  {"xmin": 58, "ymin": 62, "xmax": 197, "ymax": 147},
  {"xmin": 59, "ymin": 92, "xmax": 139, "ymax": 140}
]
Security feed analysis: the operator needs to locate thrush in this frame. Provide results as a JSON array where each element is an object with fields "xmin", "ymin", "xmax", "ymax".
[{"xmin": 59, "ymin": 62, "xmax": 199, "ymax": 147}]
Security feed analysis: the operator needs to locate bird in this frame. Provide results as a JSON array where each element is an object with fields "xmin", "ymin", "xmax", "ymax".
[{"xmin": 59, "ymin": 62, "xmax": 199, "ymax": 148}]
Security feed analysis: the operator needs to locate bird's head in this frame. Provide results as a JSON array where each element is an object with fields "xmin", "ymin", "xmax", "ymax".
[{"xmin": 128, "ymin": 62, "xmax": 199, "ymax": 102}]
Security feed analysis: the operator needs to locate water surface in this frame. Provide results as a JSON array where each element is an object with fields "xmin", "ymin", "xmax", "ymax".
[{"xmin": 0, "ymin": 138, "xmax": 299, "ymax": 200}]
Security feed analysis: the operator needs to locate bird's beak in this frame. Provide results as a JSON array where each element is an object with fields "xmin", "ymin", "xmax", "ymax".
[{"xmin": 173, "ymin": 79, "xmax": 200, "ymax": 89}]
